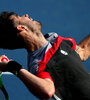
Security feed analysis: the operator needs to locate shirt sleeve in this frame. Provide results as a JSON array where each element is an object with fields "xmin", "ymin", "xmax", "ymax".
[{"xmin": 37, "ymin": 71, "xmax": 54, "ymax": 82}]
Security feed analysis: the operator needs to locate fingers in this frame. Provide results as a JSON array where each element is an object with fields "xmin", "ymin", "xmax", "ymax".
[
  {"xmin": 0, "ymin": 55, "xmax": 10, "ymax": 72},
  {"xmin": 0, "ymin": 55, "xmax": 9, "ymax": 63}
]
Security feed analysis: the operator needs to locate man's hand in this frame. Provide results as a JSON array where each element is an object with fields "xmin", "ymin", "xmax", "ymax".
[
  {"xmin": 76, "ymin": 34, "xmax": 90, "ymax": 61},
  {"xmin": 76, "ymin": 47, "xmax": 90, "ymax": 61},
  {"xmin": 0, "ymin": 55, "xmax": 9, "ymax": 71},
  {"xmin": 0, "ymin": 55, "xmax": 23, "ymax": 76}
]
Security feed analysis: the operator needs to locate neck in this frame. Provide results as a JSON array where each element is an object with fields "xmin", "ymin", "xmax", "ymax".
[{"xmin": 24, "ymin": 31, "xmax": 47, "ymax": 52}]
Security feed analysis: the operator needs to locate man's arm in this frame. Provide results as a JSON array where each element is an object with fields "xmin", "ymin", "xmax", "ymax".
[
  {"xmin": 18, "ymin": 69, "xmax": 55, "ymax": 99},
  {"xmin": 76, "ymin": 34, "xmax": 90, "ymax": 61},
  {"xmin": 0, "ymin": 56, "xmax": 55, "ymax": 99}
]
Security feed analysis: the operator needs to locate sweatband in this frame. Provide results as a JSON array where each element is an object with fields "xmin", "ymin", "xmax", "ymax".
[{"xmin": 7, "ymin": 61, "xmax": 23, "ymax": 76}]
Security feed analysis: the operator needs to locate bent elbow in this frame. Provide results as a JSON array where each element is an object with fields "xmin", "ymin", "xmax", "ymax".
[
  {"xmin": 47, "ymin": 89, "xmax": 55, "ymax": 99},
  {"xmin": 37, "ymin": 88, "xmax": 55, "ymax": 99},
  {"xmin": 44, "ymin": 86, "xmax": 55, "ymax": 99},
  {"xmin": 44, "ymin": 79, "xmax": 55, "ymax": 99}
]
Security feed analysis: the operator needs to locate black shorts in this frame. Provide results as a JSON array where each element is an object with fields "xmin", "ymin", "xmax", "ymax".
[{"xmin": 44, "ymin": 40, "xmax": 90, "ymax": 100}]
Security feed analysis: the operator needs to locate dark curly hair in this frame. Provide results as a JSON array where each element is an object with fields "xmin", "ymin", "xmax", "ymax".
[{"xmin": 0, "ymin": 11, "xmax": 25, "ymax": 49}]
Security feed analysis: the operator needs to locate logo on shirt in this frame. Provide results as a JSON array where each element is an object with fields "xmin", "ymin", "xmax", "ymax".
[{"xmin": 60, "ymin": 50, "xmax": 68, "ymax": 55}]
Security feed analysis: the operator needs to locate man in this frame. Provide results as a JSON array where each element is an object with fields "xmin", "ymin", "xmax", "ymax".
[{"xmin": 0, "ymin": 11, "xmax": 90, "ymax": 100}]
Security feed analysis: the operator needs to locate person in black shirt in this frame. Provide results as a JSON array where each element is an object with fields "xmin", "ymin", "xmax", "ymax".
[{"xmin": 0, "ymin": 11, "xmax": 89, "ymax": 100}]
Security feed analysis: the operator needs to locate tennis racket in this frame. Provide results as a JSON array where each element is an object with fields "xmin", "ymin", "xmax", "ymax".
[{"xmin": 0, "ymin": 57, "xmax": 9, "ymax": 100}]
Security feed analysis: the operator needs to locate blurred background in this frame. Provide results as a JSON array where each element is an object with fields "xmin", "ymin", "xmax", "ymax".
[{"xmin": 0, "ymin": 0, "xmax": 90, "ymax": 100}]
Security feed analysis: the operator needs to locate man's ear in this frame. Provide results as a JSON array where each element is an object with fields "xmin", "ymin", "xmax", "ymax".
[{"xmin": 16, "ymin": 25, "xmax": 27, "ymax": 32}]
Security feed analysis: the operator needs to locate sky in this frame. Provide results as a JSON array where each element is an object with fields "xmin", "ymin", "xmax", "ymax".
[{"xmin": 0, "ymin": 0, "xmax": 90, "ymax": 100}]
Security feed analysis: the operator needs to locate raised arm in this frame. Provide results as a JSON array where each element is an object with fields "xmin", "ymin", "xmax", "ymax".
[
  {"xmin": 0, "ymin": 56, "xmax": 55, "ymax": 99},
  {"xmin": 76, "ymin": 34, "xmax": 90, "ymax": 61}
]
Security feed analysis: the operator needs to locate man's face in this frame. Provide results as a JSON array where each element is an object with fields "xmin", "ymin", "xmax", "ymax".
[{"xmin": 10, "ymin": 14, "xmax": 42, "ymax": 32}]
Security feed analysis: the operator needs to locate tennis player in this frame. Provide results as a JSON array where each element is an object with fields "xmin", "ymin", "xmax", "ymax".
[{"xmin": 0, "ymin": 11, "xmax": 90, "ymax": 100}]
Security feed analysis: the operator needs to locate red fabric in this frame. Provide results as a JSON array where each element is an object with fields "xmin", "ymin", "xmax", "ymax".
[
  {"xmin": 37, "ymin": 72, "xmax": 54, "ymax": 82},
  {"xmin": 63, "ymin": 37, "xmax": 76, "ymax": 50},
  {"xmin": 37, "ymin": 36, "xmax": 63, "ymax": 81},
  {"xmin": 36, "ymin": 36, "xmax": 76, "ymax": 81}
]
